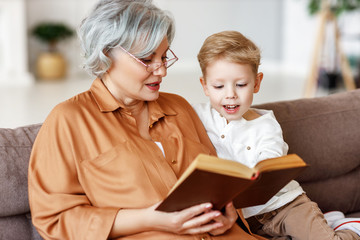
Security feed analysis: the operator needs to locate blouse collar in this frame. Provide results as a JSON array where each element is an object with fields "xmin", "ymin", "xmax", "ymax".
[{"xmin": 90, "ymin": 78, "xmax": 177, "ymax": 120}]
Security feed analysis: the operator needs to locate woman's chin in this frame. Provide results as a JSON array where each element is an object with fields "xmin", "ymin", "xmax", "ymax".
[{"xmin": 144, "ymin": 92, "xmax": 160, "ymax": 102}]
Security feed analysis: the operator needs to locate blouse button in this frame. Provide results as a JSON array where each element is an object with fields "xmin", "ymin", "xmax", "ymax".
[
  {"xmin": 171, "ymin": 159, "xmax": 177, "ymax": 164},
  {"xmin": 247, "ymin": 146, "xmax": 251, "ymax": 150},
  {"xmin": 221, "ymin": 134, "xmax": 225, "ymax": 139}
]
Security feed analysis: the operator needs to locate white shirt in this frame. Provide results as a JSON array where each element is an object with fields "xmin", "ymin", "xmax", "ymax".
[{"xmin": 193, "ymin": 102, "xmax": 304, "ymax": 218}]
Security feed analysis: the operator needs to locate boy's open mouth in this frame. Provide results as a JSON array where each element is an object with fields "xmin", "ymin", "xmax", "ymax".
[{"xmin": 223, "ymin": 105, "xmax": 239, "ymax": 110}]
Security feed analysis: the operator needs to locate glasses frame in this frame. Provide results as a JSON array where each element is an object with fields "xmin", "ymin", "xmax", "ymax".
[{"xmin": 118, "ymin": 46, "xmax": 178, "ymax": 73}]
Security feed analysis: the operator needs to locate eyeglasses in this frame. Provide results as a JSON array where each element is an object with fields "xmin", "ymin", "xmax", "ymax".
[{"xmin": 118, "ymin": 46, "xmax": 178, "ymax": 73}]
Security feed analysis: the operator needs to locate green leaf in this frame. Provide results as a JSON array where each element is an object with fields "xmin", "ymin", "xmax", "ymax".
[{"xmin": 32, "ymin": 22, "xmax": 74, "ymax": 44}]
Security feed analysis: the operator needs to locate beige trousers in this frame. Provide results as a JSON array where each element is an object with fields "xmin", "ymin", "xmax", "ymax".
[{"xmin": 247, "ymin": 194, "xmax": 359, "ymax": 240}]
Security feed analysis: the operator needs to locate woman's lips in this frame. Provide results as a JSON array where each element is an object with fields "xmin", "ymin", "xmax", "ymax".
[{"xmin": 146, "ymin": 82, "xmax": 161, "ymax": 91}]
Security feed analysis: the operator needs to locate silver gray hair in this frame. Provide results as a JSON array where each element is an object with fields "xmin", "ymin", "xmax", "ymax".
[{"xmin": 78, "ymin": 0, "xmax": 175, "ymax": 77}]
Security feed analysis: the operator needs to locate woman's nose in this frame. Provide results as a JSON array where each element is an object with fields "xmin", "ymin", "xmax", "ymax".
[{"xmin": 152, "ymin": 65, "xmax": 167, "ymax": 77}]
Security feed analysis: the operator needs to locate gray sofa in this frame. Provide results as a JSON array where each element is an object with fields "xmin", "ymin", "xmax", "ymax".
[{"xmin": 1, "ymin": 89, "xmax": 360, "ymax": 239}]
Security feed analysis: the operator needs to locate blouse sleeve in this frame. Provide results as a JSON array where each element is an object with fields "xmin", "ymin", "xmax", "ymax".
[{"xmin": 28, "ymin": 107, "xmax": 118, "ymax": 240}]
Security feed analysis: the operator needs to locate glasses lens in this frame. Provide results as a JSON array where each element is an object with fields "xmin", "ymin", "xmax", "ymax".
[
  {"xmin": 146, "ymin": 49, "xmax": 178, "ymax": 72},
  {"xmin": 165, "ymin": 58, "xmax": 177, "ymax": 68}
]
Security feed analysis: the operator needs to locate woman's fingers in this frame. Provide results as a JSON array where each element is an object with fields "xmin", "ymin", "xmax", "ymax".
[
  {"xmin": 182, "ymin": 209, "xmax": 221, "ymax": 229},
  {"xmin": 177, "ymin": 203, "xmax": 213, "ymax": 221},
  {"xmin": 179, "ymin": 208, "xmax": 225, "ymax": 235},
  {"xmin": 163, "ymin": 203, "xmax": 224, "ymax": 234},
  {"xmin": 185, "ymin": 220, "xmax": 224, "ymax": 235},
  {"xmin": 208, "ymin": 202, "xmax": 237, "ymax": 236},
  {"xmin": 152, "ymin": 202, "xmax": 237, "ymax": 236},
  {"xmin": 224, "ymin": 202, "xmax": 238, "ymax": 220}
]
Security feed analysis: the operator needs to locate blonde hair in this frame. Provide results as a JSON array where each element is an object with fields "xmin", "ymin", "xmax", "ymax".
[{"xmin": 197, "ymin": 30, "xmax": 261, "ymax": 77}]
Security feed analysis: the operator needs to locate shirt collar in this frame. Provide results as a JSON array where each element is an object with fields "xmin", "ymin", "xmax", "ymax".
[
  {"xmin": 148, "ymin": 98, "xmax": 177, "ymax": 126},
  {"xmin": 90, "ymin": 78, "xmax": 123, "ymax": 112},
  {"xmin": 90, "ymin": 78, "xmax": 177, "ymax": 120}
]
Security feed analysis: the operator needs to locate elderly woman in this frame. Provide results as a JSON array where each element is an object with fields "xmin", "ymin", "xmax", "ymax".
[{"xmin": 28, "ymin": 0, "xmax": 264, "ymax": 239}]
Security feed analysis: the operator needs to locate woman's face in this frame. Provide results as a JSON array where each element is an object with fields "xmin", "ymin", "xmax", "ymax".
[{"xmin": 103, "ymin": 38, "xmax": 169, "ymax": 107}]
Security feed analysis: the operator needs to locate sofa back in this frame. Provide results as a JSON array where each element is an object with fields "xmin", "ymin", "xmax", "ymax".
[
  {"xmin": 0, "ymin": 124, "xmax": 42, "ymax": 240},
  {"xmin": 255, "ymin": 89, "xmax": 360, "ymax": 216}
]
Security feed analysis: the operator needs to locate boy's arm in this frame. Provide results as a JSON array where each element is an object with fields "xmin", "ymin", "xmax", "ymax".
[{"xmin": 257, "ymin": 120, "xmax": 289, "ymax": 161}]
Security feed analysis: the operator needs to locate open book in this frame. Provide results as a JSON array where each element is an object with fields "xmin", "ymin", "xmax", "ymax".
[{"xmin": 156, "ymin": 154, "xmax": 307, "ymax": 212}]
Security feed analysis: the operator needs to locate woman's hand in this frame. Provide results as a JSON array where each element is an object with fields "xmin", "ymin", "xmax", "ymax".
[
  {"xmin": 151, "ymin": 202, "xmax": 222, "ymax": 235},
  {"xmin": 149, "ymin": 201, "xmax": 237, "ymax": 236},
  {"xmin": 110, "ymin": 201, "xmax": 238, "ymax": 238},
  {"xmin": 208, "ymin": 202, "xmax": 238, "ymax": 236}
]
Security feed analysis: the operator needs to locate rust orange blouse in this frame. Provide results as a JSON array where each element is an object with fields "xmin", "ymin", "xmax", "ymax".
[{"xmin": 28, "ymin": 78, "xmax": 260, "ymax": 240}]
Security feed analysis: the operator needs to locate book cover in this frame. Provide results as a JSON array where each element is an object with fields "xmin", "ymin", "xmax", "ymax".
[{"xmin": 156, "ymin": 154, "xmax": 307, "ymax": 212}]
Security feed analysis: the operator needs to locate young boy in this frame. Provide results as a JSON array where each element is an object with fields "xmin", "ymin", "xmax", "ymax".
[{"xmin": 193, "ymin": 30, "xmax": 360, "ymax": 240}]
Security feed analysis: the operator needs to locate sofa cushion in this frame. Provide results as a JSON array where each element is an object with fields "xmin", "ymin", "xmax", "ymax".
[
  {"xmin": 0, "ymin": 124, "xmax": 41, "ymax": 217},
  {"xmin": 255, "ymin": 89, "xmax": 360, "ymax": 214},
  {"xmin": 0, "ymin": 214, "xmax": 43, "ymax": 240}
]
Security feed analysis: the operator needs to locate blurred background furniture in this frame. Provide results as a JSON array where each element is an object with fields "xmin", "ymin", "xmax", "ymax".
[{"xmin": 305, "ymin": 0, "xmax": 358, "ymax": 97}]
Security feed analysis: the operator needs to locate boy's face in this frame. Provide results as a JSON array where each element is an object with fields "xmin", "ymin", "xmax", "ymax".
[{"xmin": 200, "ymin": 59, "xmax": 263, "ymax": 122}]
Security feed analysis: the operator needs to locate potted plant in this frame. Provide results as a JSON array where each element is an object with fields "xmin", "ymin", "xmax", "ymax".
[
  {"xmin": 308, "ymin": 0, "xmax": 360, "ymax": 16},
  {"xmin": 32, "ymin": 22, "xmax": 74, "ymax": 80}
]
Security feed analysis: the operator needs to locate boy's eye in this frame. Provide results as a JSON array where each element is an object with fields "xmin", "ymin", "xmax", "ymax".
[
  {"xmin": 236, "ymin": 83, "xmax": 247, "ymax": 87},
  {"xmin": 213, "ymin": 85, "xmax": 224, "ymax": 89}
]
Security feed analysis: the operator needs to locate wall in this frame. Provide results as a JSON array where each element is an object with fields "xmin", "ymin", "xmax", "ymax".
[
  {"xmin": 156, "ymin": 0, "xmax": 284, "ymax": 72},
  {"xmin": 21, "ymin": 0, "xmax": 360, "ymax": 84},
  {"xmin": 26, "ymin": 0, "xmax": 98, "ymax": 79},
  {"xmin": 26, "ymin": 0, "xmax": 287, "ymax": 79},
  {"xmin": 0, "ymin": 0, "xmax": 33, "ymax": 85},
  {"xmin": 1, "ymin": 0, "xmax": 358, "ymax": 85}
]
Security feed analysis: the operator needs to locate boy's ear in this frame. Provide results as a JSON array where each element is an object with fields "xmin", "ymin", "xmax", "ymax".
[
  {"xmin": 254, "ymin": 72, "xmax": 263, "ymax": 93},
  {"xmin": 200, "ymin": 77, "xmax": 210, "ymax": 96}
]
